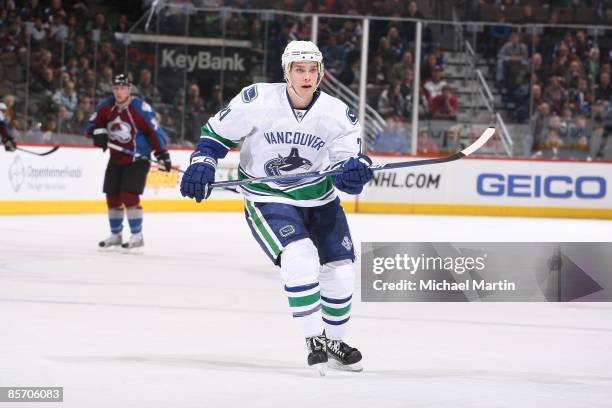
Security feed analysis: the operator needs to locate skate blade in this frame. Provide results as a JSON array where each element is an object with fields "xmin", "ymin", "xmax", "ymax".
[
  {"xmin": 328, "ymin": 359, "xmax": 363, "ymax": 372},
  {"xmin": 121, "ymin": 246, "xmax": 144, "ymax": 255},
  {"xmin": 98, "ymin": 245, "xmax": 122, "ymax": 252},
  {"xmin": 312, "ymin": 362, "xmax": 327, "ymax": 376}
]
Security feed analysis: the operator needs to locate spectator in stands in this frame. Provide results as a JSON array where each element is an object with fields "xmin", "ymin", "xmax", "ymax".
[
  {"xmin": 29, "ymin": 16, "xmax": 48, "ymax": 47},
  {"xmin": 569, "ymin": 113, "xmax": 590, "ymax": 153},
  {"xmin": 390, "ymin": 51, "xmax": 414, "ymax": 84},
  {"xmin": 531, "ymin": 53, "xmax": 549, "ymax": 86},
  {"xmin": 56, "ymin": 105, "xmax": 76, "ymax": 134},
  {"xmin": 65, "ymin": 13, "xmax": 81, "ymax": 43},
  {"xmin": 530, "ymin": 83, "xmax": 545, "ymax": 116},
  {"xmin": 77, "ymin": 95, "xmax": 94, "ymax": 117},
  {"xmin": 115, "ymin": 14, "xmax": 129, "ymax": 34},
  {"xmin": 519, "ymin": 4, "xmax": 537, "ymax": 24},
  {"xmin": 367, "ymin": 54, "xmax": 389, "ymax": 86},
  {"xmin": 399, "ymin": 69, "xmax": 429, "ymax": 118},
  {"xmin": 568, "ymin": 77, "xmax": 593, "ymax": 116},
  {"xmin": 574, "ymin": 30, "xmax": 592, "ymax": 61},
  {"xmin": 78, "ymin": 68, "xmax": 96, "ymax": 99},
  {"xmin": 96, "ymin": 66, "xmax": 114, "ymax": 99},
  {"xmin": 86, "ymin": 12, "xmax": 113, "ymax": 43},
  {"xmin": 543, "ymin": 128, "xmax": 564, "ymax": 155},
  {"xmin": 531, "ymin": 102, "xmax": 552, "ymax": 152},
  {"xmin": 226, "ymin": 12, "xmax": 248, "ymax": 40},
  {"xmin": 374, "ymin": 116, "xmax": 411, "ymax": 154},
  {"xmin": 186, "ymin": 83, "xmax": 205, "ymax": 115},
  {"xmin": 484, "ymin": 11, "xmax": 512, "ymax": 60},
  {"xmin": 544, "ymin": 76, "xmax": 566, "ymax": 115},
  {"xmin": 205, "ymin": 84, "xmax": 223, "ymax": 114},
  {"xmin": 52, "ymin": 79, "xmax": 78, "ymax": 118},
  {"xmin": 551, "ymin": 42, "xmax": 571, "ymax": 78},
  {"xmin": 377, "ymin": 35, "xmax": 397, "ymax": 68},
  {"xmin": 20, "ymin": 0, "xmax": 43, "ymax": 22},
  {"xmin": 421, "ymin": 53, "xmax": 440, "ymax": 82},
  {"xmin": 64, "ymin": 57, "xmax": 80, "ymax": 83},
  {"xmin": 30, "ymin": 66, "xmax": 56, "ymax": 97},
  {"xmin": 559, "ymin": 107, "xmax": 574, "ymax": 139},
  {"xmin": 404, "ymin": 1, "xmax": 431, "ymax": 48},
  {"xmin": 377, "ymin": 82, "xmax": 405, "ymax": 119},
  {"xmin": 417, "ymin": 128, "xmax": 439, "ymax": 154},
  {"xmin": 185, "ymin": 83, "xmax": 205, "ymax": 143},
  {"xmin": 134, "ymin": 68, "xmax": 159, "ymax": 104},
  {"xmin": 430, "ymin": 85, "xmax": 458, "ymax": 120},
  {"xmin": 564, "ymin": 59, "xmax": 585, "ymax": 90},
  {"xmin": 337, "ymin": 20, "xmax": 360, "ymax": 52},
  {"xmin": 595, "ymin": 71, "xmax": 612, "ymax": 103},
  {"xmin": 96, "ymin": 41, "xmax": 117, "ymax": 71},
  {"xmin": 496, "ymin": 32, "xmax": 528, "ymax": 88},
  {"xmin": 43, "ymin": 0, "xmax": 66, "ymax": 25},
  {"xmin": 31, "ymin": 48, "xmax": 53, "ymax": 79},
  {"xmin": 423, "ymin": 65, "xmax": 447, "ymax": 102},
  {"xmin": 321, "ymin": 34, "xmax": 347, "ymax": 77},
  {"xmin": 380, "ymin": 25, "xmax": 405, "ymax": 62},
  {"xmin": 69, "ymin": 107, "xmax": 89, "ymax": 135},
  {"xmin": 585, "ymin": 47, "xmax": 600, "ymax": 84},
  {"xmin": 66, "ymin": 35, "xmax": 89, "ymax": 62}
]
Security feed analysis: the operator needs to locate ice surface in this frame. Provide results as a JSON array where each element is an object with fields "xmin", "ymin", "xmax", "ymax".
[{"xmin": 1, "ymin": 212, "xmax": 611, "ymax": 407}]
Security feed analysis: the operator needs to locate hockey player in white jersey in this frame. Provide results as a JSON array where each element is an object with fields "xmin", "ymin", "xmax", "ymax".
[{"xmin": 180, "ymin": 40, "xmax": 373, "ymax": 374}]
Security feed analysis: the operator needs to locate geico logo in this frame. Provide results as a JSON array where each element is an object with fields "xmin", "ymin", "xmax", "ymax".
[
  {"xmin": 161, "ymin": 49, "xmax": 245, "ymax": 72},
  {"xmin": 476, "ymin": 173, "xmax": 606, "ymax": 199}
]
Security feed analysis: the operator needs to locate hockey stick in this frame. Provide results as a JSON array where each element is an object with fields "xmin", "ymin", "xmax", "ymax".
[
  {"xmin": 106, "ymin": 142, "xmax": 239, "ymax": 194},
  {"xmin": 108, "ymin": 142, "xmax": 186, "ymax": 174},
  {"xmin": 210, "ymin": 127, "xmax": 496, "ymax": 189},
  {"xmin": 16, "ymin": 145, "xmax": 60, "ymax": 156}
]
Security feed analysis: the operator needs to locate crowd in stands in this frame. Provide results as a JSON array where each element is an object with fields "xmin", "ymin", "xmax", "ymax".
[
  {"xmin": 1, "ymin": 0, "xmax": 611, "ymax": 158},
  {"xmin": 482, "ymin": 1, "xmax": 612, "ymax": 158}
]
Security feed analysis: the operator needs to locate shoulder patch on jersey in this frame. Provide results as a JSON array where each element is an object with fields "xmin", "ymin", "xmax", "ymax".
[
  {"xmin": 346, "ymin": 107, "xmax": 358, "ymax": 125},
  {"xmin": 141, "ymin": 101, "xmax": 153, "ymax": 112},
  {"xmin": 241, "ymin": 85, "xmax": 258, "ymax": 103}
]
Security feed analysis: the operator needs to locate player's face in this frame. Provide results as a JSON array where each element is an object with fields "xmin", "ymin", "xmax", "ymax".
[
  {"xmin": 112, "ymin": 84, "xmax": 131, "ymax": 104},
  {"xmin": 288, "ymin": 61, "xmax": 318, "ymax": 99}
]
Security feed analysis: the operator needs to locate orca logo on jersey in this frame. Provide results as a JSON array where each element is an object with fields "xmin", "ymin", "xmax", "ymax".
[
  {"xmin": 264, "ymin": 148, "xmax": 313, "ymax": 185},
  {"xmin": 107, "ymin": 117, "xmax": 132, "ymax": 143},
  {"xmin": 346, "ymin": 107, "xmax": 358, "ymax": 125}
]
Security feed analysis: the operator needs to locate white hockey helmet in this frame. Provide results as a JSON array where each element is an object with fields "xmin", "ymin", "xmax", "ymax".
[{"xmin": 281, "ymin": 40, "xmax": 324, "ymax": 86}]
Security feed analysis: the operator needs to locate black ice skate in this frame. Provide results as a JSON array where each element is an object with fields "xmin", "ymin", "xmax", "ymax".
[
  {"xmin": 326, "ymin": 339, "xmax": 363, "ymax": 372},
  {"xmin": 98, "ymin": 233, "xmax": 122, "ymax": 249},
  {"xmin": 121, "ymin": 233, "xmax": 144, "ymax": 252},
  {"xmin": 305, "ymin": 333, "xmax": 328, "ymax": 376}
]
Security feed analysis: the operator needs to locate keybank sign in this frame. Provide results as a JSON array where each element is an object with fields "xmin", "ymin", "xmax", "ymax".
[
  {"xmin": 161, "ymin": 49, "xmax": 245, "ymax": 72},
  {"xmin": 477, "ymin": 173, "xmax": 606, "ymax": 199}
]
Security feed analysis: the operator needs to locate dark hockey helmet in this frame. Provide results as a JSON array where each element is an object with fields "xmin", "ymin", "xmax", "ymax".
[{"xmin": 113, "ymin": 74, "xmax": 131, "ymax": 86}]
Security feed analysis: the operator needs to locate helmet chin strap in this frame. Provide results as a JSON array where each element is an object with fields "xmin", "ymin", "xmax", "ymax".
[
  {"xmin": 286, "ymin": 78, "xmax": 308, "ymax": 103},
  {"xmin": 285, "ymin": 63, "xmax": 322, "ymax": 105}
]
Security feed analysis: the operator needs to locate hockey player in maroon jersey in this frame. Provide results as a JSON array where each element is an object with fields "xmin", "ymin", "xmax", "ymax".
[
  {"xmin": 0, "ymin": 102, "xmax": 16, "ymax": 152},
  {"xmin": 87, "ymin": 74, "xmax": 171, "ymax": 250}
]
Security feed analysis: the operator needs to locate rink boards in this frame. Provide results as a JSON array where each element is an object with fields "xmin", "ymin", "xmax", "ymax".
[{"xmin": 1, "ymin": 145, "xmax": 611, "ymax": 219}]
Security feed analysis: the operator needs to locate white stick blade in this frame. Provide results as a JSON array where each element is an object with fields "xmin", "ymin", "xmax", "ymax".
[{"xmin": 460, "ymin": 127, "xmax": 496, "ymax": 157}]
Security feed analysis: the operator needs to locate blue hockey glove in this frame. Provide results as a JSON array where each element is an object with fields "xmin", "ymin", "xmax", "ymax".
[
  {"xmin": 180, "ymin": 151, "xmax": 217, "ymax": 202},
  {"xmin": 334, "ymin": 154, "xmax": 374, "ymax": 195}
]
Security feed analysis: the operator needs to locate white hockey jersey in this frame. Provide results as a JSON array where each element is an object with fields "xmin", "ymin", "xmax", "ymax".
[{"xmin": 202, "ymin": 83, "xmax": 362, "ymax": 207}]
